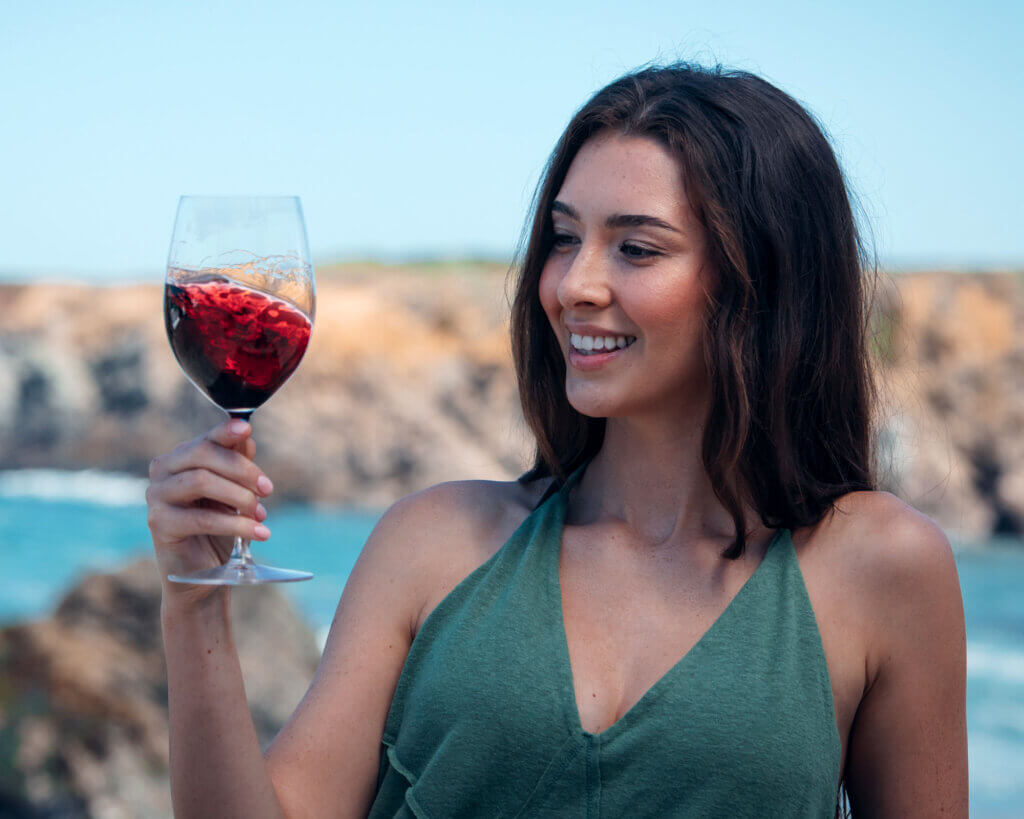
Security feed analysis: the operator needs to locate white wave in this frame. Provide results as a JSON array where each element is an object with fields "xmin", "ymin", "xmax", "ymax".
[
  {"xmin": 0, "ymin": 469, "xmax": 148, "ymax": 506},
  {"xmin": 968, "ymin": 642, "xmax": 1024, "ymax": 686},
  {"xmin": 971, "ymin": 700, "xmax": 1024, "ymax": 738},
  {"xmin": 969, "ymin": 733, "xmax": 1024, "ymax": 793}
]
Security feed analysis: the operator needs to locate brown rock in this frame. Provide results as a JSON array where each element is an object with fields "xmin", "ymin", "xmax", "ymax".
[
  {"xmin": 873, "ymin": 270, "xmax": 1024, "ymax": 541},
  {"xmin": 1, "ymin": 264, "xmax": 1023, "ymax": 541},
  {"xmin": 0, "ymin": 559, "xmax": 319, "ymax": 818}
]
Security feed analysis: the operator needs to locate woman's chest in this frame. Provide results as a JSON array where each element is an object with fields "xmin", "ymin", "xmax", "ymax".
[
  {"xmin": 559, "ymin": 523, "xmax": 865, "ymax": 777},
  {"xmin": 387, "ymin": 526, "xmax": 845, "ymax": 819},
  {"xmin": 383, "ymin": 502, "xmax": 846, "ymax": 818}
]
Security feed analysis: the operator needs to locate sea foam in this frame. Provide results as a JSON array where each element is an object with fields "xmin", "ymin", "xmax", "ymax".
[
  {"xmin": 0, "ymin": 469, "xmax": 148, "ymax": 506},
  {"xmin": 967, "ymin": 642, "xmax": 1024, "ymax": 685}
]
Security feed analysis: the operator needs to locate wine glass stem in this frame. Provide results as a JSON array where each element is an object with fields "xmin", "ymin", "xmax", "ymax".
[
  {"xmin": 227, "ymin": 409, "xmax": 256, "ymax": 571},
  {"xmin": 230, "ymin": 533, "xmax": 255, "ymax": 565}
]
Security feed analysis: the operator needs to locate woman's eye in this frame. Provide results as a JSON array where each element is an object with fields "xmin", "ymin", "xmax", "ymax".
[
  {"xmin": 621, "ymin": 243, "xmax": 659, "ymax": 259},
  {"xmin": 550, "ymin": 234, "xmax": 659, "ymax": 259}
]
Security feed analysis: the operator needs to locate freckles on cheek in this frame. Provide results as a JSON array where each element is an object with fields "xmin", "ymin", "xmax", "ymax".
[
  {"xmin": 538, "ymin": 265, "xmax": 561, "ymax": 321},
  {"xmin": 644, "ymin": 285, "xmax": 703, "ymax": 327}
]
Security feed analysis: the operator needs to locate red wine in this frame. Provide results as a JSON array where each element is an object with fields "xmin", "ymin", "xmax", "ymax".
[{"xmin": 164, "ymin": 275, "xmax": 312, "ymax": 411}]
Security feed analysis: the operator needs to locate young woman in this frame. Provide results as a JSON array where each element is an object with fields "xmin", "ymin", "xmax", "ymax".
[{"xmin": 147, "ymin": 62, "xmax": 968, "ymax": 817}]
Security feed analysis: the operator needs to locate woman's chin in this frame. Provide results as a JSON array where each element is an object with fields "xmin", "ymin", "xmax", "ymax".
[{"xmin": 565, "ymin": 387, "xmax": 626, "ymax": 419}]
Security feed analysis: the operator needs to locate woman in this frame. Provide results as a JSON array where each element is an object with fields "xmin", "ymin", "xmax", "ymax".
[{"xmin": 147, "ymin": 62, "xmax": 968, "ymax": 817}]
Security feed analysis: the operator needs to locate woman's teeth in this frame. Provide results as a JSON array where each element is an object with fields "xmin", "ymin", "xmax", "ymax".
[{"xmin": 570, "ymin": 333, "xmax": 637, "ymax": 354}]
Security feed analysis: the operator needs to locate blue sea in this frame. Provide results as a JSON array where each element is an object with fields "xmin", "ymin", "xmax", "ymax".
[{"xmin": 1, "ymin": 470, "xmax": 1022, "ymax": 817}]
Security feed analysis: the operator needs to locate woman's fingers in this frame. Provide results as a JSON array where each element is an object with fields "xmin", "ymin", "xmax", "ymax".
[
  {"xmin": 207, "ymin": 417, "xmax": 252, "ymax": 448},
  {"xmin": 150, "ymin": 422, "xmax": 273, "ymax": 499},
  {"xmin": 149, "ymin": 501, "xmax": 271, "ymax": 544},
  {"xmin": 149, "ymin": 419, "xmax": 247, "ymax": 480},
  {"xmin": 146, "ymin": 420, "xmax": 274, "ymax": 554},
  {"xmin": 157, "ymin": 468, "xmax": 265, "ymax": 520},
  {"xmin": 194, "ymin": 497, "xmax": 266, "ymax": 521}
]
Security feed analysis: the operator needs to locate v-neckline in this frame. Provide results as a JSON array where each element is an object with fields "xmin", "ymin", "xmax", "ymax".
[{"xmin": 549, "ymin": 461, "xmax": 786, "ymax": 742}]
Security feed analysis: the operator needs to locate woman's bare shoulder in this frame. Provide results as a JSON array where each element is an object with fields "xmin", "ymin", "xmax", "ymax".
[
  {"xmin": 825, "ymin": 489, "xmax": 953, "ymax": 568},
  {"xmin": 388, "ymin": 474, "xmax": 554, "ymax": 548},
  {"xmin": 825, "ymin": 493, "xmax": 967, "ymax": 814},
  {"xmin": 373, "ymin": 474, "xmax": 556, "ymax": 632},
  {"xmin": 823, "ymin": 490, "xmax": 961, "ymax": 677}
]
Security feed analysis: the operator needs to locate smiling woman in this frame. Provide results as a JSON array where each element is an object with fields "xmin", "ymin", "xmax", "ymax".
[
  {"xmin": 502, "ymin": 62, "xmax": 967, "ymax": 817},
  {"xmin": 538, "ymin": 133, "xmax": 713, "ymax": 419},
  {"xmin": 149, "ymin": 60, "xmax": 967, "ymax": 819},
  {"xmin": 511, "ymin": 66, "xmax": 879, "ymax": 545}
]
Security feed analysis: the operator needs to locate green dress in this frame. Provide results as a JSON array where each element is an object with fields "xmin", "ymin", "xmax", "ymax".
[{"xmin": 369, "ymin": 460, "xmax": 842, "ymax": 817}]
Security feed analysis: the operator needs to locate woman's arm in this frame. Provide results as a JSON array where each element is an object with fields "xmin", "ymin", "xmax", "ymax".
[
  {"xmin": 842, "ymin": 500, "xmax": 969, "ymax": 817},
  {"xmin": 261, "ymin": 488, "xmax": 451, "ymax": 817},
  {"xmin": 151, "ymin": 420, "xmax": 483, "ymax": 818},
  {"xmin": 162, "ymin": 592, "xmax": 287, "ymax": 818},
  {"xmin": 262, "ymin": 477, "xmax": 507, "ymax": 817},
  {"xmin": 160, "ymin": 492, "xmax": 430, "ymax": 819},
  {"xmin": 150, "ymin": 420, "xmax": 286, "ymax": 818}
]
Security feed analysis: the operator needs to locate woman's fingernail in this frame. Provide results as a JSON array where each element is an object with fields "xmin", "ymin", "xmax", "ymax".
[
  {"xmin": 254, "ymin": 524, "xmax": 271, "ymax": 540},
  {"xmin": 257, "ymin": 476, "xmax": 274, "ymax": 495},
  {"xmin": 229, "ymin": 420, "xmax": 249, "ymax": 435},
  {"xmin": 256, "ymin": 503, "xmax": 267, "ymax": 520}
]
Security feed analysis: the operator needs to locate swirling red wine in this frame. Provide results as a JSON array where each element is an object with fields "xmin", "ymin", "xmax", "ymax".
[{"xmin": 165, "ymin": 274, "xmax": 312, "ymax": 411}]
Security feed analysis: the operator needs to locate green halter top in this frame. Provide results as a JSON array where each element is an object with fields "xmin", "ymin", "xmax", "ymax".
[{"xmin": 369, "ymin": 460, "xmax": 842, "ymax": 818}]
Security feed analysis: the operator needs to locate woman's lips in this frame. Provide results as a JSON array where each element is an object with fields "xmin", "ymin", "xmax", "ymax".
[{"xmin": 567, "ymin": 339, "xmax": 634, "ymax": 371}]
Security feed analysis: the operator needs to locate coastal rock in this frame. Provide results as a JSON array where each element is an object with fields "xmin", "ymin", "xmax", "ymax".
[
  {"xmin": 875, "ymin": 271, "xmax": 1024, "ymax": 540},
  {"xmin": 0, "ymin": 559, "xmax": 320, "ymax": 818},
  {"xmin": 0, "ymin": 263, "xmax": 1022, "ymax": 542},
  {"xmin": 0, "ymin": 266, "xmax": 529, "ymax": 506}
]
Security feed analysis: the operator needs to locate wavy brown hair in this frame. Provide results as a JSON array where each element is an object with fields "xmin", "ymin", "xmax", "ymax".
[{"xmin": 510, "ymin": 61, "xmax": 880, "ymax": 566}]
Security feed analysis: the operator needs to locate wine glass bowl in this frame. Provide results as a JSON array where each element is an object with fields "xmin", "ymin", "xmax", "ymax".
[
  {"xmin": 165, "ymin": 261, "xmax": 313, "ymax": 415},
  {"xmin": 164, "ymin": 196, "xmax": 315, "ymax": 585}
]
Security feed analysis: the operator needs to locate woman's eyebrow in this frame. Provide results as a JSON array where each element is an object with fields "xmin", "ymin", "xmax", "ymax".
[{"xmin": 551, "ymin": 200, "xmax": 682, "ymax": 234}]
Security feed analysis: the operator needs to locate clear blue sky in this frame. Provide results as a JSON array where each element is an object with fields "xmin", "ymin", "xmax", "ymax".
[{"xmin": 1, "ymin": 0, "xmax": 1020, "ymax": 279}]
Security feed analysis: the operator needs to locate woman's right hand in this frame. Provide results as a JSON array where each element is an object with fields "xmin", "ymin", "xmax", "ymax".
[{"xmin": 146, "ymin": 418, "xmax": 274, "ymax": 605}]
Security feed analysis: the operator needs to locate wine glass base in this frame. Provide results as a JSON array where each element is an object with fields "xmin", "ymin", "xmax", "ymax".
[{"xmin": 168, "ymin": 561, "xmax": 313, "ymax": 586}]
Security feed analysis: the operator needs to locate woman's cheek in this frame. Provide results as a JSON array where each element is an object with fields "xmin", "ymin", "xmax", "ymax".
[{"xmin": 538, "ymin": 262, "xmax": 561, "ymax": 322}]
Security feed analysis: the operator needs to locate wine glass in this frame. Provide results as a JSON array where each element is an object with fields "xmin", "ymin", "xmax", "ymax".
[{"xmin": 164, "ymin": 195, "xmax": 315, "ymax": 585}]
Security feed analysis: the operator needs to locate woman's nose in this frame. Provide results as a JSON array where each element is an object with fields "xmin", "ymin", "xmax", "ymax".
[{"xmin": 557, "ymin": 243, "xmax": 612, "ymax": 309}]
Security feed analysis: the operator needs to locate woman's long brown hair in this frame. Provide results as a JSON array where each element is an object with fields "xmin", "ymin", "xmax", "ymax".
[{"xmin": 510, "ymin": 61, "xmax": 880, "ymax": 564}]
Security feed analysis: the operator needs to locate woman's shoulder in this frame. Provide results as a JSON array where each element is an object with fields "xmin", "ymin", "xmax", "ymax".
[
  {"xmin": 820, "ymin": 496, "xmax": 967, "ymax": 813},
  {"xmin": 816, "ymin": 489, "xmax": 956, "ymax": 600},
  {"xmin": 820, "ymin": 489, "xmax": 961, "ymax": 682},
  {"xmin": 371, "ymin": 474, "xmax": 556, "ymax": 634},
  {"xmin": 385, "ymin": 473, "xmax": 555, "ymax": 544},
  {"xmin": 824, "ymin": 489, "xmax": 954, "ymax": 572}
]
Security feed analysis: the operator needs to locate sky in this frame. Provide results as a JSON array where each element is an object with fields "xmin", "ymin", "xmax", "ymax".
[{"xmin": 1, "ymin": 0, "xmax": 1021, "ymax": 280}]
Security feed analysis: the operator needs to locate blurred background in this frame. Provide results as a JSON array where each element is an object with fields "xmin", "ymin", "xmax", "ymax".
[{"xmin": 1, "ymin": 1, "xmax": 1021, "ymax": 816}]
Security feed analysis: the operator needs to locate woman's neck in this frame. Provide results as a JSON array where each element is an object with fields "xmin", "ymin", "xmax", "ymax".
[{"xmin": 572, "ymin": 412, "xmax": 759, "ymax": 550}]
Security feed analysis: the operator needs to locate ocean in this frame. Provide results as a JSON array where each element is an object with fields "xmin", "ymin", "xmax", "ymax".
[{"xmin": 1, "ymin": 469, "xmax": 1022, "ymax": 817}]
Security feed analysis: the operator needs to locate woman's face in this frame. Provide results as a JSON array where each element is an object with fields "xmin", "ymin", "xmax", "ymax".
[{"xmin": 539, "ymin": 131, "xmax": 713, "ymax": 421}]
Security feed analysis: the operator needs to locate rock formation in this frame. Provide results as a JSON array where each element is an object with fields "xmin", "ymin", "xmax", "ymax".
[
  {"xmin": 0, "ymin": 263, "xmax": 527, "ymax": 511},
  {"xmin": 0, "ymin": 262, "xmax": 1021, "ymax": 542},
  {"xmin": 871, "ymin": 270, "xmax": 1024, "ymax": 540},
  {"xmin": 0, "ymin": 559, "xmax": 319, "ymax": 818}
]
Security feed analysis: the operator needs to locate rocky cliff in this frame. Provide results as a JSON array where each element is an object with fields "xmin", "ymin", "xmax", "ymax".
[
  {"xmin": 1, "ymin": 262, "xmax": 1021, "ymax": 541},
  {"xmin": 0, "ymin": 560, "xmax": 320, "ymax": 817},
  {"xmin": 0, "ymin": 263, "xmax": 525, "ymax": 510},
  {"xmin": 871, "ymin": 270, "xmax": 1024, "ymax": 539}
]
